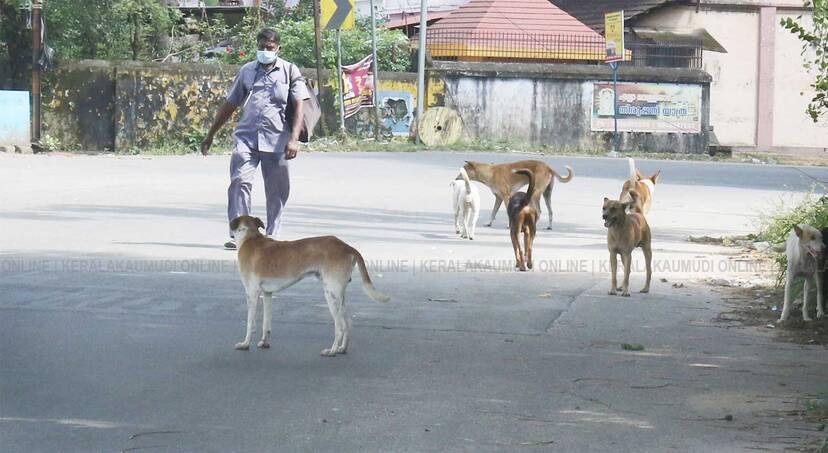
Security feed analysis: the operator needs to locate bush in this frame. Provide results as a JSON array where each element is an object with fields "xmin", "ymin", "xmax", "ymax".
[
  {"xmin": 758, "ymin": 192, "xmax": 828, "ymax": 285},
  {"xmin": 758, "ymin": 193, "xmax": 828, "ymax": 245}
]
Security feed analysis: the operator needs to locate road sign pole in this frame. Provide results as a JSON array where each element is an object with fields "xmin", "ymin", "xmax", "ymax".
[
  {"xmin": 313, "ymin": 0, "xmax": 327, "ymax": 136},
  {"xmin": 31, "ymin": 0, "xmax": 43, "ymax": 144},
  {"xmin": 369, "ymin": 0, "xmax": 380, "ymax": 140},
  {"xmin": 415, "ymin": 0, "xmax": 428, "ymax": 145},
  {"xmin": 336, "ymin": 28, "xmax": 346, "ymax": 135},
  {"xmin": 604, "ymin": 10, "xmax": 624, "ymax": 155},
  {"xmin": 611, "ymin": 61, "xmax": 619, "ymax": 153}
]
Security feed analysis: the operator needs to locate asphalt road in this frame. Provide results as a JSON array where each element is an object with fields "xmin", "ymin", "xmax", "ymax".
[{"xmin": 1, "ymin": 151, "xmax": 827, "ymax": 452}]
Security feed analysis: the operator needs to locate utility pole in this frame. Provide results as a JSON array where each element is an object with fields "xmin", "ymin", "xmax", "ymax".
[
  {"xmin": 312, "ymin": 0, "xmax": 328, "ymax": 135},
  {"xmin": 31, "ymin": 0, "xmax": 43, "ymax": 144},
  {"xmin": 369, "ymin": 0, "xmax": 380, "ymax": 140},
  {"xmin": 336, "ymin": 29, "xmax": 346, "ymax": 135},
  {"xmin": 415, "ymin": 0, "xmax": 428, "ymax": 145}
]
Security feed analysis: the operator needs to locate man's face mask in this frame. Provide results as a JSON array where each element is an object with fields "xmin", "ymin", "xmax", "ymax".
[{"xmin": 256, "ymin": 50, "xmax": 278, "ymax": 65}]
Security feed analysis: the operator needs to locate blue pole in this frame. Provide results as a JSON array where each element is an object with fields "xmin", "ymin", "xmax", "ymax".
[{"xmin": 611, "ymin": 61, "xmax": 620, "ymax": 153}]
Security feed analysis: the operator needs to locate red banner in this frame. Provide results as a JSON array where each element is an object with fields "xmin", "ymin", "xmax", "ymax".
[{"xmin": 341, "ymin": 55, "xmax": 374, "ymax": 118}]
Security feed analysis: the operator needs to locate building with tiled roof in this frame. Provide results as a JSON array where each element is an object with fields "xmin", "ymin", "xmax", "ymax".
[{"xmin": 426, "ymin": 0, "xmax": 607, "ymax": 63}]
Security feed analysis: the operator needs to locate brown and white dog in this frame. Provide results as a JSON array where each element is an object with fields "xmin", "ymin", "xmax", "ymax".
[
  {"xmin": 620, "ymin": 158, "xmax": 660, "ymax": 214},
  {"xmin": 463, "ymin": 160, "xmax": 573, "ymax": 229},
  {"xmin": 507, "ymin": 168, "xmax": 539, "ymax": 271},
  {"xmin": 229, "ymin": 215, "xmax": 390, "ymax": 357},
  {"xmin": 779, "ymin": 224, "xmax": 825, "ymax": 322},
  {"xmin": 603, "ymin": 192, "xmax": 652, "ymax": 296}
]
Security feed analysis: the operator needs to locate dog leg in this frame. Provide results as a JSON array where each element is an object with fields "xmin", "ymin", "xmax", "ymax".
[
  {"xmin": 641, "ymin": 244, "xmax": 652, "ymax": 294},
  {"xmin": 621, "ymin": 253, "xmax": 632, "ymax": 297},
  {"xmin": 511, "ymin": 224, "xmax": 525, "ymax": 271},
  {"xmin": 453, "ymin": 197, "xmax": 461, "ymax": 235},
  {"xmin": 803, "ymin": 277, "xmax": 814, "ymax": 321},
  {"xmin": 609, "ymin": 252, "xmax": 618, "ymax": 295},
  {"xmin": 486, "ymin": 196, "xmax": 502, "ymax": 227},
  {"xmin": 524, "ymin": 224, "xmax": 535, "ymax": 270},
  {"xmin": 817, "ymin": 270, "xmax": 825, "ymax": 319},
  {"xmin": 543, "ymin": 183, "xmax": 554, "ymax": 230},
  {"xmin": 335, "ymin": 286, "xmax": 351, "ymax": 354},
  {"xmin": 321, "ymin": 286, "xmax": 344, "ymax": 357},
  {"xmin": 779, "ymin": 274, "xmax": 795, "ymax": 322},
  {"xmin": 236, "ymin": 292, "xmax": 259, "ymax": 350},
  {"xmin": 470, "ymin": 205, "xmax": 479, "ymax": 240},
  {"xmin": 258, "ymin": 292, "xmax": 272, "ymax": 349},
  {"xmin": 463, "ymin": 203, "xmax": 473, "ymax": 239}
]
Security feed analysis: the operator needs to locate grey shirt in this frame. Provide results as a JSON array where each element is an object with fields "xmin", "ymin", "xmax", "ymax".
[{"xmin": 226, "ymin": 58, "xmax": 310, "ymax": 154}]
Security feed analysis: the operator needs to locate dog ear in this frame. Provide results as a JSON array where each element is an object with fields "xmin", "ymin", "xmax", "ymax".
[
  {"xmin": 229, "ymin": 217, "xmax": 241, "ymax": 231},
  {"xmin": 254, "ymin": 217, "xmax": 265, "ymax": 231},
  {"xmin": 651, "ymin": 170, "xmax": 661, "ymax": 184},
  {"xmin": 794, "ymin": 225, "xmax": 804, "ymax": 238}
]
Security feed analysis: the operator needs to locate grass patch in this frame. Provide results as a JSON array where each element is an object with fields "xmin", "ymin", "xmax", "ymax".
[
  {"xmin": 301, "ymin": 137, "xmax": 733, "ymax": 161},
  {"xmin": 621, "ymin": 343, "xmax": 645, "ymax": 351}
]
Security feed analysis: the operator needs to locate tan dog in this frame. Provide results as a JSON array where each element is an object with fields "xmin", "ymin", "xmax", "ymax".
[
  {"xmin": 230, "ymin": 216, "xmax": 390, "ymax": 357},
  {"xmin": 603, "ymin": 192, "xmax": 652, "ymax": 296},
  {"xmin": 507, "ymin": 168, "xmax": 539, "ymax": 271},
  {"xmin": 463, "ymin": 160, "xmax": 573, "ymax": 229},
  {"xmin": 620, "ymin": 158, "xmax": 660, "ymax": 214}
]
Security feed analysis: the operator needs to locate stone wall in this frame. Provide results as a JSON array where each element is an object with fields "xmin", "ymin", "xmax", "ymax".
[{"xmin": 434, "ymin": 62, "xmax": 712, "ymax": 154}]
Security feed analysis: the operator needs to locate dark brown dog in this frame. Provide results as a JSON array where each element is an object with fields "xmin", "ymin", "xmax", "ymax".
[
  {"xmin": 463, "ymin": 160, "xmax": 573, "ymax": 229},
  {"xmin": 507, "ymin": 168, "xmax": 539, "ymax": 271},
  {"xmin": 603, "ymin": 192, "xmax": 652, "ymax": 296}
]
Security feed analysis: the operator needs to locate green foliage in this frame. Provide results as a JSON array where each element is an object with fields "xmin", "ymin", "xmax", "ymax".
[
  {"xmin": 4, "ymin": 0, "xmax": 411, "ymax": 72},
  {"xmin": 0, "ymin": 0, "xmax": 31, "ymax": 88},
  {"xmin": 40, "ymin": 134, "xmax": 61, "ymax": 151},
  {"xmin": 758, "ymin": 193, "xmax": 828, "ymax": 245},
  {"xmin": 757, "ymin": 192, "xmax": 828, "ymax": 284},
  {"xmin": 201, "ymin": 10, "xmax": 412, "ymax": 72},
  {"xmin": 781, "ymin": 1, "xmax": 828, "ymax": 122},
  {"xmin": 41, "ymin": 0, "xmax": 180, "ymax": 61}
]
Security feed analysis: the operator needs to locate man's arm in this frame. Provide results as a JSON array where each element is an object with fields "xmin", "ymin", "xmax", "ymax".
[{"xmin": 201, "ymin": 101, "xmax": 238, "ymax": 156}]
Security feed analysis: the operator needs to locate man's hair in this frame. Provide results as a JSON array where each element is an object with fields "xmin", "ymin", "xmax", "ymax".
[{"xmin": 256, "ymin": 28, "xmax": 280, "ymax": 44}]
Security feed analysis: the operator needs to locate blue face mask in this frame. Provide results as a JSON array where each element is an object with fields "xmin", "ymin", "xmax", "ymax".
[{"xmin": 256, "ymin": 50, "xmax": 278, "ymax": 65}]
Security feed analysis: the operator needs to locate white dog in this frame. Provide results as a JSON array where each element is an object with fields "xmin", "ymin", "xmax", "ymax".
[
  {"xmin": 451, "ymin": 167, "xmax": 480, "ymax": 240},
  {"xmin": 779, "ymin": 224, "xmax": 825, "ymax": 322}
]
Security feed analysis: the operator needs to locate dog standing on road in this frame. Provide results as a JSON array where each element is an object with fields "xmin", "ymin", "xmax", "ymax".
[
  {"xmin": 620, "ymin": 158, "xmax": 660, "ymax": 214},
  {"xmin": 779, "ymin": 224, "xmax": 825, "ymax": 322},
  {"xmin": 230, "ymin": 215, "xmax": 390, "ymax": 357},
  {"xmin": 463, "ymin": 160, "xmax": 573, "ymax": 229},
  {"xmin": 451, "ymin": 167, "xmax": 480, "ymax": 240},
  {"xmin": 603, "ymin": 192, "xmax": 652, "ymax": 296},
  {"xmin": 508, "ymin": 168, "xmax": 539, "ymax": 271}
]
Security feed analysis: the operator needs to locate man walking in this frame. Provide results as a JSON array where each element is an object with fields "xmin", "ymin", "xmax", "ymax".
[{"xmin": 201, "ymin": 28, "xmax": 309, "ymax": 249}]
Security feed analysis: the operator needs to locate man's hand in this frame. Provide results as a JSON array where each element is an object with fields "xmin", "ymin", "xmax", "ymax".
[
  {"xmin": 285, "ymin": 139, "xmax": 299, "ymax": 160},
  {"xmin": 200, "ymin": 135, "xmax": 213, "ymax": 156}
]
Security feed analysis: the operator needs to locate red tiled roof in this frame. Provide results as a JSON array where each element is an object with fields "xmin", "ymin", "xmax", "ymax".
[
  {"xmin": 429, "ymin": 0, "xmax": 602, "ymax": 37},
  {"xmin": 383, "ymin": 11, "xmax": 452, "ymax": 30}
]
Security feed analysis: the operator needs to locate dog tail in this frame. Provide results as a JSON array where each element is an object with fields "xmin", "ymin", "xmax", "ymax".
[
  {"xmin": 350, "ymin": 249, "xmax": 391, "ymax": 304},
  {"xmin": 513, "ymin": 168, "xmax": 536, "ymax": 208},
  {"xmin": 459, "ymin": 167, "xmax": 472, "ymax": 194},
  {"xmin": 555, "ymin": 166, "xmax": 574, "ymax": 183}
]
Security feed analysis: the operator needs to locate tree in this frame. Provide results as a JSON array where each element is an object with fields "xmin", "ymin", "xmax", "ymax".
[
  {"xmin": 781, "ymin": 0, "xmax": 828, "ymax": 122},
  {"xmin": 0, "ymin": 0, "xmax": 31, "ymax": 89}
]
